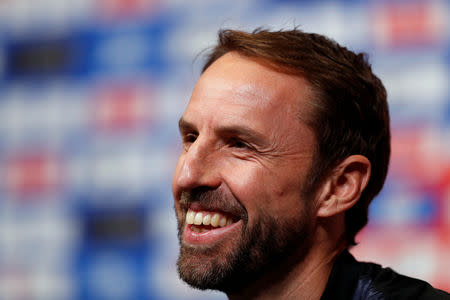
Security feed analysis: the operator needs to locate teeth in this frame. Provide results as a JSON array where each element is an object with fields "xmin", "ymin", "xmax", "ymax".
[
  {"xmin": 194, "ymin": 212, "xmax": 203, "ymax": 225},
  {"xmin": 203, "ymin": 214, "xmax": 211, "ymax": 225},
  {"xmin": 211, "ymin": 213, "xmax": 220, "ymax": 227},
  {"xmin": 186, "ymin": 209, "xmax": 235, "ymax": 228},
  {"xmin": 219, "ymin": 216, "xmax": 227, "ymax": 227},
  {"xmin": 186, "ymin": 210, "xmax": 195, "ymax": 225}
]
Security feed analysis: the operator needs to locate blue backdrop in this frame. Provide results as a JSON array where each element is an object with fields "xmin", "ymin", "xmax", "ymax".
[{"xmin": 0, "ymin": 0, "xmax": 448, "ymax": 299}]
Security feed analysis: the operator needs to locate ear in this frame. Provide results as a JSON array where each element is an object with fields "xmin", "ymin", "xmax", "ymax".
[{"xmin": 316, "ymin": 155, "xmax": 371, "ymax": 218}]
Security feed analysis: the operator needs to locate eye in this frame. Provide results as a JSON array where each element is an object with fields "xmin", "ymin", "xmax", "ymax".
[
  {"xmin": 229, "ymin": 138, "xmax": 250, "ymax": 149},
  {"xmin": 182, "ymin": 132, "xmax": 198, "ymax": 144}
]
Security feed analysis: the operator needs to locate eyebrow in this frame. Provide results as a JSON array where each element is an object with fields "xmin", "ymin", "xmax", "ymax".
[
  {"xmin": 178, "ymin": 117, "xmax": 267, "ymax": 146},
  {"xmin": 178, "ymin": 117, "xmax": 196, "ymax": 133}
]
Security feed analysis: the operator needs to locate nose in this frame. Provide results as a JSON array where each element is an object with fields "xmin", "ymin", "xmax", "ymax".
[{"xmin": 173, "ymin": 138, "xmax": 221, "ymax": 192}]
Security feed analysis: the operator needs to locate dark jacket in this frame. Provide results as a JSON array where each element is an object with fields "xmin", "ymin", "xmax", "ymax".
[{"xmin": 320, "ymin": 250, "xmax": 450, "ymax": 300}]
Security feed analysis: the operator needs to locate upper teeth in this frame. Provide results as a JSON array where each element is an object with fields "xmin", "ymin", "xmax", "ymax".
[{"xmin": 186, "ymin": 209, "xmax": 233, "ymax": 227}]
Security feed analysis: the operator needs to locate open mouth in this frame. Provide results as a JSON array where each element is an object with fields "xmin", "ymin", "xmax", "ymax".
[{"xmin": 185, "ymin": 208, "xmax": 239, "ymax": 233}]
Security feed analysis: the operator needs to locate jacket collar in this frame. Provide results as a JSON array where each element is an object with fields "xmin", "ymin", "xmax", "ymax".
[{"xmin": 320, "ymin": 250, "xmax": 361, "ymax": 300}]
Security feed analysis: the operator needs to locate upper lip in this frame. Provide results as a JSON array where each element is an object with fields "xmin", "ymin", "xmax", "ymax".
[
  {"xmin": 178, "ymin": 189, "xmax": 247, "ymax": 222},
  {"xmin": 187, "ymin": 202, "xmax": 241, "ymax": 219}
]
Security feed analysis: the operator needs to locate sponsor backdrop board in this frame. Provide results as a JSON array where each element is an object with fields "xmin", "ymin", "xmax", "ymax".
[{"xmin": 0, "ymin": 0, "xmax": 448, "ymax": 299}]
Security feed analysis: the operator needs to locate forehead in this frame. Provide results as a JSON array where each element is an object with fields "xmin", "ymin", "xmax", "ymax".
[{"xmin": 185, "ymin": 52, "xmax": 313, "ymax": 128}]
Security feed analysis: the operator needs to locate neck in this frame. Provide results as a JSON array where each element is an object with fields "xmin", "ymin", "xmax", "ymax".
[{"xmin": 228, "ymin": 224, "xmax": 347, "ymax": 300}]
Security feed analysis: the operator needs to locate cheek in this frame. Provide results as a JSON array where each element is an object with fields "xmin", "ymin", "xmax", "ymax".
[
  {"xmin": 222, "ymin": 162, "xmax": 294, "ymax": 214},
  {"xmin": 222, "ymin": 160, "xmax": 309, "ymax": 221},
  {"xmin": 225, "ymin": 164, "xmax": 264, "ymax": 201}
]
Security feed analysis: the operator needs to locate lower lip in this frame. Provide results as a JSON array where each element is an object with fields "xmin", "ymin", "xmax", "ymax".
[{"xmin": 183, "ymin": 220, "xmax": 243, "ymax": 245}]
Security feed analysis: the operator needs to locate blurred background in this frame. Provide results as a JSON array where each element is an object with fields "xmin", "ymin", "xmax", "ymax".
[{"xmin": 0, "ymin": 0, "xmax": 448, "ymax": 299}]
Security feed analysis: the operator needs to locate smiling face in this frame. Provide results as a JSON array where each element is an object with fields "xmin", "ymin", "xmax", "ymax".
[{"xmin": 172, "ymin": 52, "xmax": 318, "ymax": 292}]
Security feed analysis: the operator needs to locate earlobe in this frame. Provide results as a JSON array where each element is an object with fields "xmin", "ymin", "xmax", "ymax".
[{"xmin": 317, "ymin": 155, "xmax": 371, "ymax": 218}]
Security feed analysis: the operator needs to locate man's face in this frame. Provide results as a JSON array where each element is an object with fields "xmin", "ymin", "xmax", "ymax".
[{"xmin": 172, "ymin": 52, "xmax": 317, "ymax": 292}]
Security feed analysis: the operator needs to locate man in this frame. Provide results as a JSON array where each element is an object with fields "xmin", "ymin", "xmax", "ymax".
[{"xmin": 172, "ymin": 28, "xmax": 449, "ymax": 299}]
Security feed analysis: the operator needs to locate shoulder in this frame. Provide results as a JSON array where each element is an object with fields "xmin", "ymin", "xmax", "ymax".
[
  {"xmin": 354, "ymin": 260, "xmax": 449, "ymax": 300},
  {"xmin": 321, "ymin": 250, "xmax": 450, "ymax": 300}
]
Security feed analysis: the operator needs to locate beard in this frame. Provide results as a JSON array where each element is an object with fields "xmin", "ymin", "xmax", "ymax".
[{"xmin": 175, "ymin": 187, "xmax": 314, "ymax": 294}]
